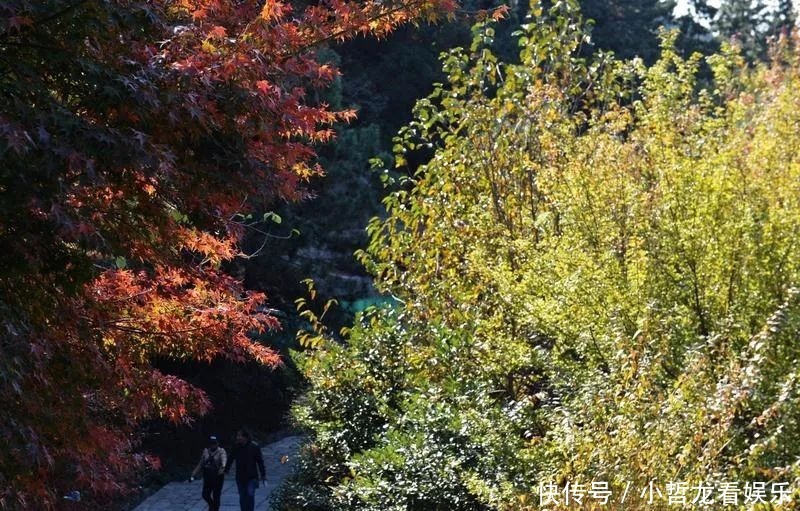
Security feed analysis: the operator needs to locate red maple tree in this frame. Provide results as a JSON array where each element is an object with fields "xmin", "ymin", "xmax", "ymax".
[{"xmin": 0, "ymin": 0, "xmax": 456, "ymax": 508}]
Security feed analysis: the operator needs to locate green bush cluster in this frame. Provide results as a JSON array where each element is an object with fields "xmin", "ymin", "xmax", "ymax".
[{"xmin": 276, "ymin": 1, "xmax": 800, "ymax": 509}]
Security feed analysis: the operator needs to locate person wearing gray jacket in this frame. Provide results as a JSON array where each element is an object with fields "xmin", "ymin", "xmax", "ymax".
[{"xmin": 190, "ymin": 435, "xmax": 227, "ymax": 511}]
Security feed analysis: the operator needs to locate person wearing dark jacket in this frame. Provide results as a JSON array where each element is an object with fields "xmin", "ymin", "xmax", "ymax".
[{"xmin": 224, "ymin": 429, "xmax": 266, "ymax": 511}]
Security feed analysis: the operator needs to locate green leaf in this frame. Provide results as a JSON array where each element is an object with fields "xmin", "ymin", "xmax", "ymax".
[{"xmin": 263, "ymin": 211, "xmax": 282, "ymax": 224}]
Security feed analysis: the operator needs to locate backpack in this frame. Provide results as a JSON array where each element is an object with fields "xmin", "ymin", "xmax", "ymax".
[{"xmin": 202, "ymin": 449, "xmax": 221, "ymax": 479}]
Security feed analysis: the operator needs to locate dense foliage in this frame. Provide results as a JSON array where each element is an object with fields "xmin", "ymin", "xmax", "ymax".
[
  {"xmin": 0, "ymin": 0, "xmax": 458, "ymax": 508},
  {"xmin": 261, "ymin": 0, "xmax": 718, "ymax": 312},
  {"xmin": 280, "ymin": 2, "xmax": 800, "ymax": 509}
]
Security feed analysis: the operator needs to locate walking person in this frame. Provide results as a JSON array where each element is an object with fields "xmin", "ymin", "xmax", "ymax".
[
  {"xmin": 190, "ymin": 435, "xmax": 227, "ymax": 511},
  {"xmin": 225, "ymin": 429, "xmax": 266, "ymax": 511}
]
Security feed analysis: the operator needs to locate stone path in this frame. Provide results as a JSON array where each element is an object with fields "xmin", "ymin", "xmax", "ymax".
[{"xmin": 133, "ymin": 436, "xmax": 303, "ymax": 511}]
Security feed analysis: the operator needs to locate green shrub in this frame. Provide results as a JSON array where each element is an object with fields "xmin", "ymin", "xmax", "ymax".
[{"xmin": 278, "ymin": 1, "xmax": 800, "ymax": 508}]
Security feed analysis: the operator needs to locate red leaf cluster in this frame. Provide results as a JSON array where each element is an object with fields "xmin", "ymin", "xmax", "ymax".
[{"xmin": 0, "ymin": 0, "xmax": 455, "ymax": 508}]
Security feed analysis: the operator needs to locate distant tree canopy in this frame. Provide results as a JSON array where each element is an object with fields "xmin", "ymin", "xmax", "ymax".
[
  {"xmin": 278, "ymin": 1, "xmax": 800, "ymax": 509},
  {"xmin": 0, "ymin": 0, "xmax": 458, "ymax": 508},
  {"xmin": 710, "ymin": 0, "xmax": 797, "ymax": 61},
  {"xmin": 581, "ymin": 0, "xmax": 677, "ymax": 62}
]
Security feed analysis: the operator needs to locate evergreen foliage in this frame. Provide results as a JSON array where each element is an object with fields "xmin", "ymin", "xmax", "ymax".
[
  {"xmin": 581, "ymin": 0, "xmax": 677, "ymax": 62},
  {"xmin": 713, "ymin": 0, "xmax": 797, "ymax": 62},
  {"xmin": 713, "ymin": 0, "xmax": 771, "ymax": 61}
]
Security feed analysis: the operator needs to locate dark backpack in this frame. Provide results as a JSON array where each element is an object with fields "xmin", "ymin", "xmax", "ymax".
[{"xmin": 202, "ymin": 450, "xmax": 221, "ymax": 479}]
